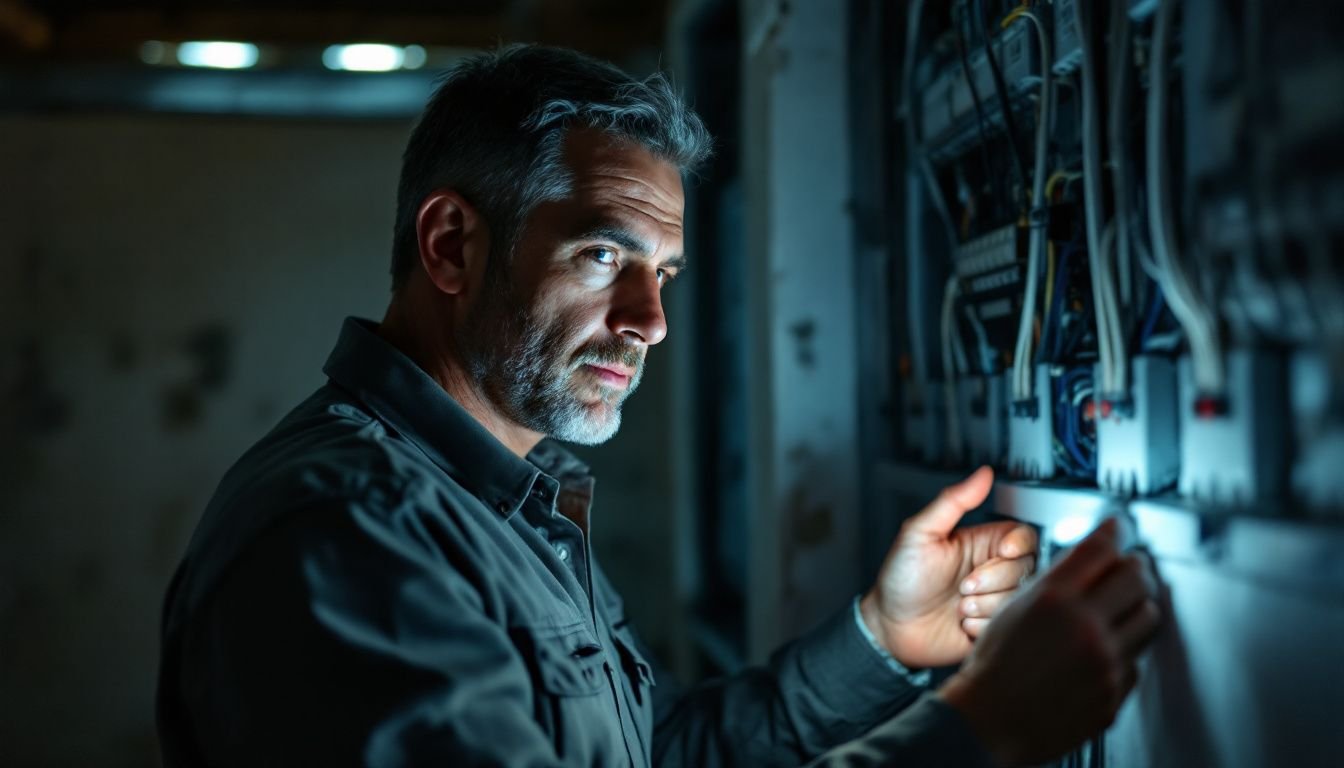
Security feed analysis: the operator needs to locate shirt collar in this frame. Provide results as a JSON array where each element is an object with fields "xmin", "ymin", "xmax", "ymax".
[{"xmin": 322, "ymin": 317, "xmax": 589, "ymax": 519}]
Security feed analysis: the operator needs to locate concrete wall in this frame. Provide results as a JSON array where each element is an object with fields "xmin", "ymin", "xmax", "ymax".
[
  {"xmin": 741, "ymin": 0, "xmax": 865, "ymax": 660},
  {"xmin": 0, "ymin": 114, "xmax": 675, "ymax": 766}
]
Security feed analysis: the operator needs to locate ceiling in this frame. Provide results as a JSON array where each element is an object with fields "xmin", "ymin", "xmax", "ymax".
[{"xmin": 1, "ymin": 0, "xmax": 671, "ymax": 64}]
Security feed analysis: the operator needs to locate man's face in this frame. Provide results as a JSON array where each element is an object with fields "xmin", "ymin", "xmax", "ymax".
[{"xmin": 458, "ymin": 129, "xmax": 685, "ymax": 445}]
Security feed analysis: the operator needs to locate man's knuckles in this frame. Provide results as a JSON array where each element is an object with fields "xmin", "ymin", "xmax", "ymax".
[
  {"xmin": 959, "ymin": 590, "xmax": 1012, "ymax": 618},
  {"xmin": 965, "ymin": 557, "xmax": 1035, "ymax": 594}
]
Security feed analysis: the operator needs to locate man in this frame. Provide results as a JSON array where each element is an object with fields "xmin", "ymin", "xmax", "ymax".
[{"xmin": 158, "ymin": 46, "xmax": 1160, "ymax": 766}]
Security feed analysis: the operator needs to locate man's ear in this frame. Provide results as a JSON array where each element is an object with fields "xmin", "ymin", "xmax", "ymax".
[{"xmin": 415, "ymin": 189, "xmax": 488, "ymax": 296}]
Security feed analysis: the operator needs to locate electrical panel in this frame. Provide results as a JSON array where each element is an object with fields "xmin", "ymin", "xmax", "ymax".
[
  {"xmin": 894, "ymin": 0, "xmax": 1344, "ymax": 519},
  {"xmin": 884, "ymin": 2, "xmax": 1344, "ymax": 763}
]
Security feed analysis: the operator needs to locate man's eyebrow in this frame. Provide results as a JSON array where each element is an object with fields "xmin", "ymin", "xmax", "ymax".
[
  {"xmin": 572, "ymin": 223, "xmax": 687, "ymax": 270},
  {"xmin": 573, "ymin": 224, "xmax": 652, "ymax": 256},
  {"xmin": 659, "ymin": 255, "xmax": 688, "ymax": 272}
]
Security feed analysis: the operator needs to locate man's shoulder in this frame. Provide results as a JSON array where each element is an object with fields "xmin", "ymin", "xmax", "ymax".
[
  {"xmin": 217, "ymin": 385, "xmax": 439, "ymax": 508},
  {"xmin": 170, "ymin": 385, "xmax": 488, "ymax": 614}
]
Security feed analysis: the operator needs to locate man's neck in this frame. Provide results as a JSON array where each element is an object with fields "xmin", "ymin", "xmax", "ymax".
[{"xmin": 377, "ymin": 298, "xmax": 543, "ymax": 458}]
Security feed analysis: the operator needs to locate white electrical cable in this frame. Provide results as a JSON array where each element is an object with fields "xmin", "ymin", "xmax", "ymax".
[
  {"xmin": 1077, "ymin": 0, "xmax": 1127, "ymax": 397},
  {"xmin": 1148, "ymin": 0, "xmax": 1226, "ymax": 394},
  {"xmin": 1007, "ymin": 9, "xmax": 1053, "ymax": 404},
  {"xmin": 1099, "ymin": 220, "xmax": 1126, "ymax": 390},
  {"xmin": 1107, "ymin": 3, "xmax": 1134, "ymax": 309}
]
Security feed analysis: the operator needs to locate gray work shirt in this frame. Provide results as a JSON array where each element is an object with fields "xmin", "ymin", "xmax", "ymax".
[{"xmin": 157, "ymin": 317, "xmax": 992, "ymax": 767}]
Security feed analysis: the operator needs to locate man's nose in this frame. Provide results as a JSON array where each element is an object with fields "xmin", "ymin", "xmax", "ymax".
[{"xmin": 607, "ymin": 265, "xmax": 667, "ymax": 346}]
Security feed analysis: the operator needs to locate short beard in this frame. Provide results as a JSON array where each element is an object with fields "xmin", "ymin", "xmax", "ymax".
[{"xmin": 458, "ymin": 257, "xmax": 644, "ymax": 446}]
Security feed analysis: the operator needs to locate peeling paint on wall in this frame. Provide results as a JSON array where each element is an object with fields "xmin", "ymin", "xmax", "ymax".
[
  {"xmin": 788, "ymin": 318, "xmax": 816, "ymax": 369},
  {"xmin": 160, "ymin": 323, "xmax": 235, "ymax": 431},
  {"xmin": 184, "ymin": 324, "xmax": 233, "ymax": 391}
]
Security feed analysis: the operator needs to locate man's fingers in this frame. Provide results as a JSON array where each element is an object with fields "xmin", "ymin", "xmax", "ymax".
[
  {"xmin": 1044, "ymin": 518, "xmax": 1120, "ymax": 590},
  {"xmin": 960, "ymin": 521, "xmax": 1040, "ymax": 566},
  {"xmin": 961, "ymin": 617, "xmax": 990, "ymax": 639},
  {"xmin": 1114, "ymin": 598, "xmax": 1162, "ymax": 657},
  {"xmin": 1085, "ymin": 555, "xmax": 1151, "ymax": 624},
  {"xmin": 904, "ymin": 466, "xmax": 995, "ymax": 538},
  {"xmin": 998, "ymin": 524, "xmax": 1039, "ymax": 560},
  {"xmin": 960, "ymin": 589, "xmax": 1016, "ymax": 619},
  {"xmin": 962, "ymin": 555, "xmax": 1036, "ymax": 595}
]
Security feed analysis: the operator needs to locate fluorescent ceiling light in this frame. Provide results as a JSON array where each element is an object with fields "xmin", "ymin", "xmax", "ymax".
[
  {"xmin": 322, "ymin": 44, "xmax": 405, "ymax": 72},
  {"xmin": 177, "ymin": 41, "xmax": 259, "ymax": 70}
]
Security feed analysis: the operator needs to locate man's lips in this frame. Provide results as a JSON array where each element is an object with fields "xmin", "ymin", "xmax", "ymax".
[{"xmin": 583, "ymin": 363, "xmax": 633, "ymax": 387}]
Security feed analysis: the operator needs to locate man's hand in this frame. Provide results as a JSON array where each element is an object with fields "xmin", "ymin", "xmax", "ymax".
[
  {"xmin": 860, "ymin": 466, "xmax": 1038, "ymax": 669},
  {"xmin": 938, "ymin": 519, "xmax": 1163, "ymax": 766}
]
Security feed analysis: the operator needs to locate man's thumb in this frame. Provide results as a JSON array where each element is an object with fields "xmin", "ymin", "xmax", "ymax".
[{"xmin": 905, "ymin": 466, "xmax": 995, "ymax": 537}]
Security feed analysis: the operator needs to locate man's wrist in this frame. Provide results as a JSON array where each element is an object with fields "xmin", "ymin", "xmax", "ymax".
[
  {"xmin": 853, "ymin": 594, "xmax": 931, "ymax": 685},
  {"xmin": 858, "ymin": 591, "xmax": 890, "ymax": 649}
]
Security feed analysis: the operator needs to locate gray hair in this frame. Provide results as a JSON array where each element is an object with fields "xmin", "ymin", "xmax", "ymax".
[{"xmin": 390, "ymin": 45, "xmax": 712, "ymax": 289}]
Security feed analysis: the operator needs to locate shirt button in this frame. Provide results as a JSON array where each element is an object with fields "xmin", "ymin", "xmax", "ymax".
[{"xmin": 554, "ymin": 542, "xmax": 570, "ymax": 561}]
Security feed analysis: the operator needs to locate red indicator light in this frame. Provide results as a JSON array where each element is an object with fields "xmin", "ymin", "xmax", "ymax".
[{"xmin": 1194, "ymin": 396, "xmax": 1228, "ymax": 419}]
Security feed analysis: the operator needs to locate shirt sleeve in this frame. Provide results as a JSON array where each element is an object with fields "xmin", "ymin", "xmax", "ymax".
[
  {"xmin": 850, "ymin": 595, "xmax": 934, "ymax": 687},
  {"xmin": 168, "ymin": 494, "xmax": 565, "ymax": 768},
  {"xmin": 650, "ymin": 601, "xmax": 954, "ymax": 767}
]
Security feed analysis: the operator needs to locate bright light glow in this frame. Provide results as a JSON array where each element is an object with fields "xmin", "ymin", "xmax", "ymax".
[
  {"xmin": 402, "ymin": 45, "xmax": 427, "ymax": 70},
  {"xmin": 177, "ymin": 41, "xmax": 259, "ymax": 70},
  {"xmin": 1050, "ymin": 514, "xmax": 1095, "ymax": 547},
  {"xmin": 322, "ymin": 44, "xmax": 405, "ymax": 72},
  {"xmin": 139, "ymin": 40, "xmax": 167, "ymax": 65}
]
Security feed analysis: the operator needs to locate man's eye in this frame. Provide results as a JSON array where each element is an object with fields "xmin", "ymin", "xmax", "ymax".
[{"xmin": 588, "ymin": 247, "xmax": 617, "ymax": 265}]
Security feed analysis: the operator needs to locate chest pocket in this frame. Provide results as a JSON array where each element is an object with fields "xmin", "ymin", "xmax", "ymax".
[
  {"xmin": 513, "ymin": 621, "xmax": 621, "ymax": 764},
  {"xmin": 611, "ymin": 626, "xmax": 656, "ymax": 705},
  {"xmin": 514, "ymin": 621, "xmax": 606, "ymax": 696}
]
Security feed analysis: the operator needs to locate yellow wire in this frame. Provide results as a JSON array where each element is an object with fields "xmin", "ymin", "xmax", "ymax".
[
  {"xmin": 1001, "ymin": 3, "xmax": 1030, "ymax": 29},
  {"xmin": 1037, "ymin": 169, "xmax": 1080, "ymax": 203}
]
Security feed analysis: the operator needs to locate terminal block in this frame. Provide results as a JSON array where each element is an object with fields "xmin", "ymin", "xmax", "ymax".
[
  {"xmin": 1096, "ymin": 356, "xmax": 1180, "ymax": 496},
  {"xmin": 1178, "ymin": 350, "xmax": 1286, "ymax": 505},
  {"xmin": 1052, "ymin": 0, "xmax": 1083, "ymax": 75},
  {"xmin": 918, "ymin": 21, "xmax": 1038, "ymax": 162},
  {"xmin": 1007, "ymin": 365, "xmax": 1055, "ymax": 479}
]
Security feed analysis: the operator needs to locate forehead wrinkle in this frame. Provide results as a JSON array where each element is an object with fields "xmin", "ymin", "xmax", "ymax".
[
  {"xmin": 576, "ymin": 170, "xmax": 682, "ymax": 221},
  {"xmin": 600, "ymin": 197, "xmax": 683, "ymax": 242}
]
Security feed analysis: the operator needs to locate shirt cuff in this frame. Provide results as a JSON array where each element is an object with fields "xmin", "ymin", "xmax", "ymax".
[{"xmin": 851, "ymin": 596, "xmax": 933, "ymax": 687}]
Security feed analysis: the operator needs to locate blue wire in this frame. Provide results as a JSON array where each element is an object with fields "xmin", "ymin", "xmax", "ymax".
[
  {"xmin": 1139, "ymin": 283, "xmax": 1165, "ymax": 347},
  {"xmin": 1054, "ymin": 367, "xmax": 1096, "ymax": 474},
  {"xmin": 1044, "ymin": 241, "xmax": 1077, "ymax": 362}
]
